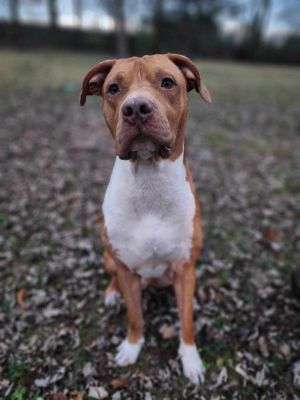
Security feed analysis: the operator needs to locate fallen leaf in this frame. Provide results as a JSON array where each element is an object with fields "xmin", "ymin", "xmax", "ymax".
[
  {"xmin": 34, "ymin": 377, "xmax": 50, "ymax": 388},
  {"xmin": 235, "ymin": 364, "xmax": 269, "ymax": 387},
  {"xmin": 52, "ymin": 393, "xmax": 67, "ymax": 400},
  {"xmin": 262, "ymin": 227, "xmax": 279, "ymax": 242},
  {"xmin": 279, "ymin": 344, "xmax": 291, "ymax": 357},
  {"xmin": 82, "ymin": 362, "xmax": 95, "ymax": 377},
  {"xmin": 0, "ymin": 379, "xmax": 10, "ymax": 390},
  {"xmin": 210, "ymin": 367, "xmax": 228, "ymax": 389},
  {"xmin": 70, "ymin": 390, "xmax": 85, "ymax": 400},
  {"xmin": 42, "ymin": 307, "xmax": 63, "ymax": 318},
  {"xmin": 17, "ymin": 288, "xmax": 26, "ymax": 308},
  {"xmin": 159, "ymin": 324, "xmax": 175, "ymax": 339},
  {"xmin": 88, "ymin": 387, "xmax": 108, "ymax": 399},
  {"xmin": 258, "ymin": 336, "xmax": 269, "ymax": 357},
  {"xmin": 34, "ymin": 367, "xmax": 66, "ymax": 388},
  {"xmin": 109, "ymin": 379, "xmax": 129, "ymax": 390}
]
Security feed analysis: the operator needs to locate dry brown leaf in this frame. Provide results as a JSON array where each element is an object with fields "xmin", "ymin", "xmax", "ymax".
[
  {"xmin": 159, "ymin": 324, "xmax": 175, "ymax": 339},
  {"xmin": 70, "ymin": 390, "xmax": 85, "ymax": 400},
  {"xmin": 109, "ymin": 378, "xmax": 129, "ymax": 389},
  {"xmin": 52, "ymin": 393, "xmax": 67, "ymax": 400},
  {"xmin": 17, "ymin": 288, "xmax": 26, "ymax": 308},
  {"xmin": 258, "ymin": 336, "xmax": 269, "ymax": 357},
  {"xmin": 261, "ymin": 227, "xmax": 280, "ymax": 243},
  {"xmin": 279, "ymin": 344, "xmax": 291, "ymax": 357}
]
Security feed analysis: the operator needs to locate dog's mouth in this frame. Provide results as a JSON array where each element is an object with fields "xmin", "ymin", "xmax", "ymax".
[{"xmin": 118, "ymin": 133, "xmax": 172, "ymax": 161}]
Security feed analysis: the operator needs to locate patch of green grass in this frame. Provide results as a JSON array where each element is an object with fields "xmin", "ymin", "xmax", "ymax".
[
  {"xmin": 6, "ymin": 358, "xmax": 26, "ymax": 382},
  {"xmin": 0, "ymin": 297, "xmax": 12, "ymax": 313},
  {"xmin": 7, "ymin": 235, "xmax": 28, "ymax": 258},
  {"xmin": 215, "ymin": 269, "xmax": 230, "ymax": 285},
  {"xmin": 76, "ymin": 320, "xmax": 103, "ymax": 349},
  {"xmin": 1, "ymin": 49, "xmax": 299, "ymax": 111},
  {"xmin": 0, "ymin": 212, "xmax": 6, "ymax": 224},
  {"xmin": 9, "ymin": 387, "xmax": 27, "ymax": 400},
  {"xmin": 0, "ymin": 49, "xmax": 109, "ymax": 91},
  {"xmin": 99, "ymin": 276, "xmax": 109, "ymax": 290},
  {"xmin": 201, "ymin": 128, "xmax": 293, "ymax": 162},
  {"xmin": 215, "ymin": 315, "xmax": 227, "ymax": 329},
  {"xmin": 267, "ymin": 352, "xmax": 290, "ymax": 380},
  {"xmin": 74, "ymin": 348, "xmax": 92, "ymax": 369},
  {"xmin": 195, "ymin": 59, "xmax": 300, "ymax": 109},
  {"xmin": 200, "ymin": 339, "xmax": 234, "ymax": 368},
  {"xmin": 176, "ymin": 374, "xmax": 190, "ymax": 385},
  {"xmin": 201, "ymin": 129, "xmax": 239, "ymax": 157}
]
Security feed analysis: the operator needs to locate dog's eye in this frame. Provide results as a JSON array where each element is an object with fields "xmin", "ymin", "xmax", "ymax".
[
  {"xmin": 161, "ymin": 78, "xmax": 175, "ymax": 89},
  {"xmin": 108, "ymin": 83, "xmax": 119, "ymax": 95}
]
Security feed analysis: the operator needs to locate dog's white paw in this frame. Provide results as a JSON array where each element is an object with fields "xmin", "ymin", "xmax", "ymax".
[
  {"xmin": 105, "ymin": 290, "xmax": 121, "ymax": 307},
  {"xmin": 115, "ymin": 337, "xmax": 144, "ymax": 366},
  {"xmin": 179, "ymin": 340, "xmax": 205, "ymax": 385}
]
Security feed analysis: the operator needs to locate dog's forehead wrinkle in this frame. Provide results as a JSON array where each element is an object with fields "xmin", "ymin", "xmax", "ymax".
[
  {"xmin": 110, "ymin": 58, "xmax": 146, "ymax": 86},
  {"xmin": 138, "ymin": 65, "xmax": 142, "ymax": 83},
  {"xmin": 109, "ymin": 56, "xmax": 182, "ymax": 92}
]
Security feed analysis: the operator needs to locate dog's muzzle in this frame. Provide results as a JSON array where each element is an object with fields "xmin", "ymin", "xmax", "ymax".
[{"xmin": 117, "ymin": 96, "xmax": 173, "ymax": 160}]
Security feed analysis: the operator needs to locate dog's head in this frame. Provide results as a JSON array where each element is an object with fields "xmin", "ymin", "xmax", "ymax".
[{"xmin": 80, "ymin": 54, "xmax": 211, "ymax": 160}]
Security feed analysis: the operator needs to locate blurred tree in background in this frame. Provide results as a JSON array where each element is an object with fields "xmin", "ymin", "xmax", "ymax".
[
  {"xmin": 8, "ymin": 0, "xmax": 20, "ymax": 43},
  {"xmin": 47, "ymin": 0, "xmax": 58, "ymax": 31},
  {"xmin": 73, "ymin": 0, "xmax": 82, "ymax": 28},
  {"xmin": 103, "ymin": 0, "xmax": 128, "ymax": 57},
  {"xmin": 1, "ymin": 0, "xmax": 299, "ymax": 63}
]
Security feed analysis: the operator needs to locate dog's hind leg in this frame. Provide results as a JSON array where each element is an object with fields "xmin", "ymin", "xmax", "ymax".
[
  {"xmin": 105, "ymin": 276, "xmax": 121, "ymax": 306},
  {"xmin": 103, "ymin": 250, "xmax": 121, "ymax": 307}
]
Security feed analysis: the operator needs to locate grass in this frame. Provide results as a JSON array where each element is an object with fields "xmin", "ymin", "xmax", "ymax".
[
  {"xmin": 1, "ymin": 48, "xmax": 300, "ymax": 105},
  {"xmin": 198, "ymin": 59, "xmax": 300, "ymax": 105},
  {"xmin": 6, "ymin": 358, "xmax": 27, "ymax": 383},
  {"xmin": 9, "ymin": 387, "xmax": 27, "ymax": 400}
]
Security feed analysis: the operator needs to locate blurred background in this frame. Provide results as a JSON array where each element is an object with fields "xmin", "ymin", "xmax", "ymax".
[
  {"xmin": 1, "ymin": 1, "xmax": 300, "ymax": 400},
  {"xmin": 0, "ymin": 0, "xmax": 300, "ymax": 62}
]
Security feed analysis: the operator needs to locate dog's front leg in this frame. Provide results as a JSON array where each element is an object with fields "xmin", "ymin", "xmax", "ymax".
[
  {"xmin": 173, "ymin": 263, "xmax": 205, "ymax": 385},
  {"xmin": 115, "ymin": 264, "xmax": 144, "ymax": 366}
]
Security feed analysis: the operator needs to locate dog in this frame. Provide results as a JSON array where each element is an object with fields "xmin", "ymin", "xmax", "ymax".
[{"xmin": 80, "ymin": 53, "xmax": 211, "ymax": 384}]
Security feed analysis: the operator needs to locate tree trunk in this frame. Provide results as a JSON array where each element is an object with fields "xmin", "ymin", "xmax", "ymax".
[
  {"xmin": 10, "ymin": 0, "xmax": 19, "ymax": 24},
  {"xmin": 9, "ymin": 0, "xmax": 20, "ymax": 45},
  {"xmin": 74, "ymin": 0, "xmax": 82, "ymax": 28},
  {"xmin": 152, "ymin": 0, "xmax": 164, "ymax": 52},
  {"xmin": 249, "ymin": 0, "xmax": 272, "ymax": 48},
  {"xmin": 47, "ymin": 0, "xmax": 58, "ymax": 30},
  {"xmin": 114, "ymin": 0, "xmax": 128, "ymax": 57}
]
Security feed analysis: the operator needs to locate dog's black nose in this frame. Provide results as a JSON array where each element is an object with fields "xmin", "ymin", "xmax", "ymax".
[{"xmin": 122, "ymin": 97, "xmax": 153, "ymax": 125}]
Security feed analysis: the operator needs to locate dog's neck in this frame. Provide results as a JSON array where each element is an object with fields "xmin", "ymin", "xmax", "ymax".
[
  {"xmin": 105, "ymin": 150, "xmax": 189, "ymax": 217},
  {"xmin": 117, "ymin": 148, "xmax": 184, "ymax": 175},
  {"xmin": 123, "ymin": 130, "xmax": 185, "ymax": 164},
  {"xmin": 127, "ymin": 141, "xmax": 185, "ymax": 172},
  {"xmin": 169, "ymin": 128, "xmax": 185, "ymax": 161}
]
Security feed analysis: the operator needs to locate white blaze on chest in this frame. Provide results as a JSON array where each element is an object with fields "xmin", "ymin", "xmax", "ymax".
[{"xmin": 102, "ymin": 154, "xmax": 196, "ymax": 279}]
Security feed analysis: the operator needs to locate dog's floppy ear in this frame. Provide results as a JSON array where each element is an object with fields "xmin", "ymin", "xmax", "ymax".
[
  {"xmin": 80, "ymin": 59, "xmax": 116, "ymax": 106},
  {"xmin": 167, "ymin": 53, "xmax": 211, "ymax": 103}
]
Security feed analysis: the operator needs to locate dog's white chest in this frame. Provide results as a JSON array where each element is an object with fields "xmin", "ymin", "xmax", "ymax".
[{"xmin": 102, "ymin": 155, "xmax": 195, "ymax": 279}]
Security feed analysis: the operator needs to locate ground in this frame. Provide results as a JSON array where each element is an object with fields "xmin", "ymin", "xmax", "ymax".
[{"xmin": 0, "ymin": 49, "xmax": 300, "ymax": 400}]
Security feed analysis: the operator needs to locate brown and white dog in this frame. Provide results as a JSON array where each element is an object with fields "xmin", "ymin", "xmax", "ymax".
[{"xmin": 80, "ymin": 54, "xmax": 211, "ymax": 384}]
